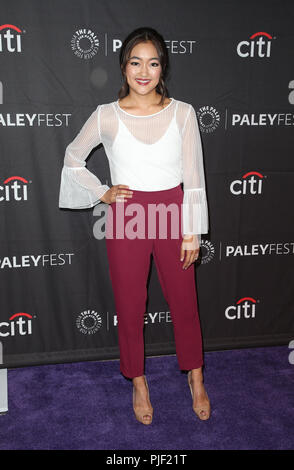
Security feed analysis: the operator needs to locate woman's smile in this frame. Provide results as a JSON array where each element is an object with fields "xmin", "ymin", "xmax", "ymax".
[{"xmin": 135, "ymin": 79, "xmax": 151, "ymax": 86}]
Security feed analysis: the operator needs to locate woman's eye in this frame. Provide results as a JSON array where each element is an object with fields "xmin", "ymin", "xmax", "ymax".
[{"xmin": 129, "ymin": 61, "xmax": 159, "ymax": 67}]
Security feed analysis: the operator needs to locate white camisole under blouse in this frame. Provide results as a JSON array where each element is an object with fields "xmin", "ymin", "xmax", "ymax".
[{"xmin": 58, "ymin": 98, "xmax": 209, "ymax": 237}]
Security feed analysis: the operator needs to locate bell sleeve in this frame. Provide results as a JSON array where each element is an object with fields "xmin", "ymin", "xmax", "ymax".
[
  {"xmin": 182, "ymin": 104, "xmax": 209, "ymax": 245},
  {"xmin": 58, "ymin": 105, "xmax": 110, "ymax": 209}
]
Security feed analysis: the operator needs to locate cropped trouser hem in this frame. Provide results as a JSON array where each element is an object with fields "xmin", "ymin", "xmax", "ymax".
[{"xmin": 119, "ymin": 359, "xmax": 204, "ymax": 380}]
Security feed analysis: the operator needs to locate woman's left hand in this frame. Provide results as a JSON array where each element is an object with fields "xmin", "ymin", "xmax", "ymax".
[{"xmin": 180, "ymin": 234, "xmax": 200, "ymax": 269}]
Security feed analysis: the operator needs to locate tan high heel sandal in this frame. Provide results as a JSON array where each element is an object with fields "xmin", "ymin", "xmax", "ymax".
[
  {"xmin": 187, "ymin": 370, "xmax": 211, "ymax": 420},
  {"xmin": 132, "ymin": 375, "xmax": 153, "ymax": 425}
]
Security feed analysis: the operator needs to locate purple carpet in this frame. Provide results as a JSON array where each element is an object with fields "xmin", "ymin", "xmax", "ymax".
[{"xmin": 0, "ymin": 345, "xmax": 293, "ymax": 450}]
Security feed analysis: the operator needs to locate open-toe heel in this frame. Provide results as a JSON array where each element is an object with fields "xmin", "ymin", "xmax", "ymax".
[
  {"xmin": 133, "ymin": 375, "xmax": 153, "ymax": 425},
  {"xmin": 188, "ymin": 370, "xmax": 211, "ymax": 421}
]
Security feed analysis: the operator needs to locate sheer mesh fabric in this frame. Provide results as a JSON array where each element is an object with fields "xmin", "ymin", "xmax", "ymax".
[
  {"xmin": 59, "ymin": 108, "xmax": 110, "ymax": 208},
  {"xmin": 59, "ymin": 98, "xmax": 209, "ymax": 242}
]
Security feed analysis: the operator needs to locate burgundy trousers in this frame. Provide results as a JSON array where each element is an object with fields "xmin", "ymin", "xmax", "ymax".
[{"xmin": 105, "ymin": 184, "xmax": 203, "ymax": 379}]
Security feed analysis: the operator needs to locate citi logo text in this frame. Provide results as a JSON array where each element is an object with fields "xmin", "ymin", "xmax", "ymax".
[
  {"xmin": 0, "ymin": 312, "xmax": 33, "ymax": 337},
  {"xmin": 0, "ymin": 24, "xmax": 23, "ymax": 53},
  {"xmin": 237, "ymin": 32, "xmax": 274, "ymax": 58},
  {"xmin": 225, "ymin": 297, "xmax": 257, "ymax": 320},
  {"xmin": 0, "ymin": 176, "xmax": 30, "ymax": 202},
  {"xmin": 230, "ymin": 171, "xmax": 264, "ymax": 195}
]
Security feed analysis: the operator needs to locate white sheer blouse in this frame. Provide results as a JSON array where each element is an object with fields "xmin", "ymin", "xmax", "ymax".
[{"xmin": 59, "ymin": 98, "xmax": 209, "ymax": 240}]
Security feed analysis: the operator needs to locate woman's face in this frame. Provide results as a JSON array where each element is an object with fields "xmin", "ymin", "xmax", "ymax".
[{"xmin": 124, "ymin": 40, "xmax": 162, "ymax": 96}]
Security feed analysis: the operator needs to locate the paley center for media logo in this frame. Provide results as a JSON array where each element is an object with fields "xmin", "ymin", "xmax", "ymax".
[
  {"xmin": 70, "ymin": 28, "xmax": 200, "ymax": 59},
  {"xmin": 76, "ymin": 309, "xmax": 103, "ymax": 335}
]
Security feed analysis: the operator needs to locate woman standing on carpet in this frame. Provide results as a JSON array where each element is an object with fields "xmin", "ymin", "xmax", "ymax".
[{"xmin": 59, "ymin": 27, "xmax": 210, "ymax": 424}]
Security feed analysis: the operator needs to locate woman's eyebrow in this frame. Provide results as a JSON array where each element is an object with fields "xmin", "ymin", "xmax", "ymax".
[{"xmin": 128, "ymin": 56, "xmax": 160, "ymax": 60}]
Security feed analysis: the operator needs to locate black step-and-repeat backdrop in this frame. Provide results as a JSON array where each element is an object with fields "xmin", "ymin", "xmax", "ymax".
[{"xmin": 1, "ymin": 0, "xmax": 293, "ymax": 368}]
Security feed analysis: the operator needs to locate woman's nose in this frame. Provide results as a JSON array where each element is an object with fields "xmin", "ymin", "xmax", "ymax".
[{"xmin": 140, "ymin": 63, "xmax": 149, "ymax": 75}]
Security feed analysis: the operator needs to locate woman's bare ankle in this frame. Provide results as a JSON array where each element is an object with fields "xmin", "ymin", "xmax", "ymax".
[
  {"xmin": 190, "ymin": 367, "xmax": 204, "ymax": 383},
  {"xmin": 132, "ymin": 375, "xmax": 146, "ymax": 388}
]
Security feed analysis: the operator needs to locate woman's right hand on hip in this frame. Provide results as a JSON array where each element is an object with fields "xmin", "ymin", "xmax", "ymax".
[{"xmin": 100, "ymin": 184, "xmax": 133, "ymax": 204}]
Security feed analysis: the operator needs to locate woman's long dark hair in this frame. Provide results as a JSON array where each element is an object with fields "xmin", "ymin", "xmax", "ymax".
[{"xmin": 118, "ymin": 27, "xmax": 170, "ymax": 105}]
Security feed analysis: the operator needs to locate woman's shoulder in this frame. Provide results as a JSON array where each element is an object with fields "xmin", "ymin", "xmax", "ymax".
[
  {"xmin": 174, "ymin": 98, "xmax": 193, "ymax": 111},
  {"xmin": 95, "ymin": 100, "xmax": 117, "ymax": 110},
  {"xmin": 94, "ymin": 101, "xmax": 118, "ymax": 121},
  {"xmin": 173, "ymin": 99, "xmax": 194, "ymax": 124}
]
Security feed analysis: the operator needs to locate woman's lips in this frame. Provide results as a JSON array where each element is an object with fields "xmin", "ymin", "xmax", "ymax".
[{"xmin": 135, "ymin": 79, "xmax": 151, "ymax": 86}]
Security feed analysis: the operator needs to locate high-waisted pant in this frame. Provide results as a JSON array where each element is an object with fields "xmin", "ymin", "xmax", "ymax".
[{"xmin": 105, "ymin": 183, "xmax": 203, "ymax": 379}]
